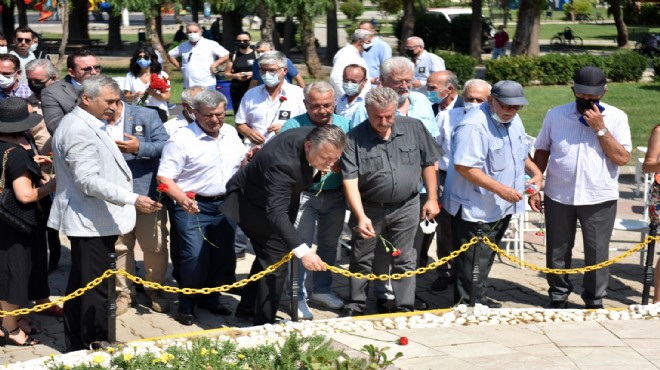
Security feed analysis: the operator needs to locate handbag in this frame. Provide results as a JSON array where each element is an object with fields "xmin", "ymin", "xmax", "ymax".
[{"xmin": 0, "ymin": 147, "xmax": 40, "ymax": 233}]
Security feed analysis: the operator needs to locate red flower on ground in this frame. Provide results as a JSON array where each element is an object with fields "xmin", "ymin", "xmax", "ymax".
[
  {"xmin": 398, "ymin": 336, "xmax": 408, "ymax": 345},
  {"xmin": 157, "ymin": 183, "xmax": 169, "ymax": 193},
  {"xmin": 279, "ymin": 96, "xmax": 287, "ymax": 102},
  {"xmin": 186, "ymin": 191, "xmax": 196, "ymax": 200},
  {"xmin": 392, "ymin": 249, "xmax": 401, "ymax": 257}
]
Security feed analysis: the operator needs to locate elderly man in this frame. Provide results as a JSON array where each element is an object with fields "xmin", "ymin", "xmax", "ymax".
[
  {"xmin": 48, "ymin": 75, "xmax": 162, "ymax": 352},
  {"xmin": 222, "ymin": 125, "xmax": 347, "ymax": 325},
  {"xmin": 164, "ymin": 86, "xmax": 205, "ymax": 136},
  {"xmin": 249, "ymin": 41, "xmax": 305, "ymax": 88},
  {"xmin": 335, "ymin": 64, "xmax": 368, "ymax": 120},
  {"xmin": 426, "ymin": 70, "xmax": 463, "ymax": 116},
  {"xmin": 236, "ymin": 51, "xmax": 305, "ymax": 147},
  {"xmin": 340, "ymin": 87, "xmax": 442, "ymax": 317},
  {"xmin": 167, "ymin": 22, "xmax": 229, "ymax": 89},
  {"xmin": 157, "ymin": 90, "xmax": 246, "ymax": 326},
  {"xmin": 530, "ymin": 67, "xmax": 631, "ymax": 309},
  {"xmin": 42, "ymin": 49, "xmax": 101, "ymax": 133},
  {"xmin": 280, "ymin": 82, "xmax": 351, "ymax": 319},
  {"xmin": 357, "ymin": 21, "xmax": 392, "ymax": 87},
  {"xmin": 108, "ymin": 99, "xmax": 170, "ymax": 316},
  {"xmin": 404, "ymin": 36, "xmax": 445, "ymax": 93},
  {"xmin": 329, "ymin": 29, "xmax": 372, "ymax": 97},
  {"xmin": 0, "ymin": 53, "xmax": 31, "ymax": 99},
  {"xmin": 430, "ymin": 79, "xmax": 491, "ymax": 292},
  {"xmin": 10, "ymin": 25, "xmax": 36, "ymax": 83},
  {"xmin": 443, "ymin": 80, "xmax": 542, "ymax": 307}
]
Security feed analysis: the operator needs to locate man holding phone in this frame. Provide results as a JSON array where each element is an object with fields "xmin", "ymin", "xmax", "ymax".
[{"xmin": 529, "ymin": 66, "xmax": 632, "ymax": 310}]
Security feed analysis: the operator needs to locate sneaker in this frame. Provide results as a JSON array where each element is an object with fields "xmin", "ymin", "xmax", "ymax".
[
  {"xmin": 146, "ymin": 291, "xmax": 170, "ymax": 313},
  {"xmin": 297, "ymin": 299, "xmax": 314, "ymax": 320},
  {"xmin": 116, "ymin": 295, "xmax": 132, "ymax": 316},
  {"xmin": 310, "ymin": 292, "xmax": 344, "ymax": 310}
]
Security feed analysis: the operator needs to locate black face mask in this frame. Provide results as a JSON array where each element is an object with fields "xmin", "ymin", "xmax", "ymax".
[
  {"xmin": 575, "ymin": 96, "xmax": 599, "ymax": 114},
  {"xmin": 234, "ymin": 41, "xmax": 250, "ymax": 49},
  {"xmin": 28, "ymin": 80, "xmax": 47, "ymax": 94},
  {"xmin": 405, "ymin": 49, "xmax": 416, "ymax": 58}
]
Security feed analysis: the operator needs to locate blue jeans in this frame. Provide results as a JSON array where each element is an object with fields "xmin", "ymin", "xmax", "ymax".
[
  {"xmin": 293, "ymin": 190, "xmax": 346, "ymax": 300},
  {"xmin": 492, "ymin": 47, "xmax": 506, "ymax": 60},
  {"xmin": 173, "ymin": 198, "xmax": 236, "ymax": 313}
]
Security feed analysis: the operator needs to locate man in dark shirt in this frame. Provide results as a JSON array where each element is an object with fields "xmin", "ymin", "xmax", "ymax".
[{"xmin": 340, "ymin": 87, "xmax": 443, "ymax": 317}]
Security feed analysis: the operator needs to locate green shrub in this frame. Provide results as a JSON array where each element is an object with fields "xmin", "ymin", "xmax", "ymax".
[
  {"xmin": 563, "ymin": 0, "xmax": 593, "ymax": 18},
  {"xmin": 340, "ymin": 0, "xmax": 364, "ymax": 22},
  {"xmin": 436, "ymin": 51, "xmax": 477, "ymax": 85},
  {"xmin": 535, "ymin": 53, "xmax": 612, "ymax": 85},
  {"xmin": 652, "ymin": 57, "xmax": 660, "ymax": 82},
  {"xmin": 485, "ymin": 55, "xmax": 538, "ymax": 85},
  {"xmin": 608, "ymin": 50, "xmax": 648, "ymax": 82},
  {"xmin": 638, "ymin": 3, "xmax": 660, "ymax": 26},
  {"xmin": 448, "ymin": 14, "xmax": 493, "ymax": 55}
]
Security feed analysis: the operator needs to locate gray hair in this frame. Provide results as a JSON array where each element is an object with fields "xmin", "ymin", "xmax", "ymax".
[
  {"xmin": 25, "ymin": 58, "xmax": 58, "ymax": 79},
  {"xmin": 255, "ymin": 41, "xmax": 273, "ymax": 51},
  {"xmin": 445, "ymin": 71, "xmax": 459, "ymax": 89},
  {"xmin": 192, "ymin": 89, "xmax": 227, "ymax": 111},
  {"xmin": 365, "ymin": 87, "xmax": 398, "ymax": 109},
  {"xmin": 181, "ymin": 86, "xmax": 205, "ymax": 105},
  {"xmin": 352, "ymin": 29, "xmax": 372, "ymax": 43},
  {"xmin": 407, "ymin": 36, "xmax": 424, "ymax": 48},
  {"xmin": 185, "ymin": 22, "xmax": 200, "ymax": 31},
  {"xmin": 303, "ymin": 81, "xmax": 335, "ymax": 100},
  {"xmin": 79, "ymin": 75, "xmax": 120, "ymax": 99},
  {"xmin": 258, "ymin": 50, "xmax": 287, "ymax": 69},
  {"xmin": 305, "ymin": 125, "xmax": 347, "ymax": 151},
  {"xmin": 380, "ymin": 56, "xmax": 414, "ymax": 80},
  {"xmin": 463, "ymin": 79, "xmax": 491, "ymax": 96}
]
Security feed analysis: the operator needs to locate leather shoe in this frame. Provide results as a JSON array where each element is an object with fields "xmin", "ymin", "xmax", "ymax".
[
  {"xmin": 234, "ymin": 305, "xmax": 255, "ymax": 320},
  {"xmin": 585, "ymin": 304, "xmax": 604, "ymax": 309},
  {"xmin": 198, "ymin": 301, "xmax": 232, "ymax": 316},
  {"xmin": 414, "ymin": 297, "xmax": 428, "ymax": 310},
  {"xmin": 546, "ymin": 300, "xmax": 568, "ymax": 309},
  {"xmin": 484, "ymin": 298, "xmax": 502, "ymax": 308},
  {"xmin": 431, "ymin": 276, "xmax": 453, "ymax": 292},
  {"xmin": 176, "ymin": 311, "xmax": 194, "ymax": 326},
  {"xmin": 376, "ymin": 299, "xmax": 392, "ymax": 314},
  {"xmin": 339, "ymin": 307, "xmax": 363, "ymax": 318}
]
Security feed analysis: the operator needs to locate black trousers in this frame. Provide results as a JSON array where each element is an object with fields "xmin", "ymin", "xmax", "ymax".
[{"xmin": 64, "ymin": 235, "xmax": 117, "ymax": 352}]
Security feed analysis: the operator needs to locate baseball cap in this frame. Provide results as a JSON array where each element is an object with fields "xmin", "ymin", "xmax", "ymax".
[
  {"xmin": 491, "ymin": 80, "xmax": 528, "ymax": 106},
  {"xmin": 573, "ymin": 66, "xmax": 607, "ymax": 96}
]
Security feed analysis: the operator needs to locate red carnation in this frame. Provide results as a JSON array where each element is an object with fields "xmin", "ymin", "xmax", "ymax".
[
  {"xmin": 398, "ymin": 336, "xmax": 408, "ymax": 345},
  {"xmin": 186, "ymin": 191, "xmax": 196, "ymax": 199},
  {"xmin": 157, "ymin": 183, "xmax": 169, "ymax": 193},
  {"xmin": 149, "ymin": 73, "xmax": 170, "ymax": 92},
  {"xmin": 48, "ymin": 151, "xmax": 53, "ymax": 158},
  {"xmin": 279, "ymin": 96, "xmax": 287, "ymax": 102},
  {"xmin": 392, "ymin": 249, "xmax": 401, "ymax": 257}
]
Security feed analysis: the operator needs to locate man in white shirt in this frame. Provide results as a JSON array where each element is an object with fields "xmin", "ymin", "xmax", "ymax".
[
  {"xmin": 164, "ymin": 86, "xmax": 204, "ymax": 136},
  {"xmin": 328, "ymin": 29, "xmax": 372, "ymax": 97},
  {"xmin": 157, "ymin": 90, "xmax": 247, "ymax": 326},
  {"xmin": 334, "ymin": 64, "xmax": 368, "ymax": 119},
  {"xmin": 10, "ymin": 25, "xmax": 36, "ymax": 84},
  {"xmin": 405, "ymin": 36, "xmax": 445, "ymax": 94},
  {"xmin": 426, "ymin": 70, "xmax": 462, "ymax": 116},
  {"xmin": 357, "ymin": 21, "xmax": 392, "ymax": 88},
  {"xmin": 235, "ymin": 51, "xmax": 305, "ymax": 147},
  {"xmin": 167, "ymin": 22, "xmax": 229, "ymax": 89},
  {"xmin": 530, "ymin": 67, "xmax": 632, "ymax": 310}
]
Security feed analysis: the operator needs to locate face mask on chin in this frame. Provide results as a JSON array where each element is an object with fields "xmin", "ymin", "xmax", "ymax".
[
  {"xmin": 490, "ymin": 110, "xmax": 513, "ymax": 124},
  {"xmin": 29, "ymin": 43, "xmax": 38, "ymax": 52}
]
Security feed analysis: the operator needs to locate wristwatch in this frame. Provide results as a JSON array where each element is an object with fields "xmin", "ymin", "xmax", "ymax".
[{"xmin": 596, "ymin": 128, "xmax": 608, "ymax": 137}]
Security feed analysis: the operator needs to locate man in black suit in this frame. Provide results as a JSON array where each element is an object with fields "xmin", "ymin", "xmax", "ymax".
[{"xmin": 221, "ymin": 125, "xmax": 347, "ymax": 325}]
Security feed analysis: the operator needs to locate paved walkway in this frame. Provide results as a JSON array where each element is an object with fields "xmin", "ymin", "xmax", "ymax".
[{"xmin": 1, "ymin": 171, "xmax": 658, "ymax": 368}]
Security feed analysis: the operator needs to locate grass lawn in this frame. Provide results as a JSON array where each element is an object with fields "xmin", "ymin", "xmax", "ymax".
[
  {"xmin": 518, "ymin": 82, "xmax": 660, "ymax": 155},
  {"xmin": 497, "ymin": 23, "xmax": 660, "ymax": 42}
]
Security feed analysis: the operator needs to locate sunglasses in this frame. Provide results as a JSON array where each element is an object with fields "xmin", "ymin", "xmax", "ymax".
[
  {"xmin": 16, "ymin": 38, "xmax": 32, "ymax": 44},
  {"xmin": 137, "ymin": 55, "xmax": 150, "ymax": 60},
  {"xmin": 81, "ymin": 65, "xmax": 102, "ymax": 73}
]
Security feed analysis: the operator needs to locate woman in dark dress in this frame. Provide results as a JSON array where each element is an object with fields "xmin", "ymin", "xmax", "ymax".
[
  {"xmin": 0, "ymin": 98, "xmax": 56, "ymax": 346},
  {"xmin": 224, "ymin": 31, "xmax": 256, "ymax": 112}
]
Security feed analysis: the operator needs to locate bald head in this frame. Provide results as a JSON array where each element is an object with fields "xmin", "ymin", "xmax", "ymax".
[
  {"xmin": 462, "ymin": 79, "xmax": 491, "ymax": 105},
  {"xmin": 426, "ymin": 70, "xmax": 458, "ymax": 109}
]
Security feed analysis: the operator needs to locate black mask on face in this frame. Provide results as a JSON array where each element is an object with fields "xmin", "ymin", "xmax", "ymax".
[
  {"xmin": 405, "ymin": 49, "xmax": 416, "ymax": 58},
  {"xmin": 234, "ymin": 41, "xmax": 250, "ymax": 49},
  {"xmin": 575, "ymin": 96, "xmax": 599, "ymax": 114},
  {"xmin": 28, "ymin": 80, "xmax": 47, "ymax": 94}
]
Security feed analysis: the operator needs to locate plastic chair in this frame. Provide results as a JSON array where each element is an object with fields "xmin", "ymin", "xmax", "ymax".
[
  {"xmin": 635, "ymin": 146, "xmax": 650, "ymax": 199},
  {"xmin": 502, "ymin": 213, "xmax": 525, "ymax": 268},
  {"xmin": 612, "ymin": 193, "xmax": 650, "ymax": 265}
]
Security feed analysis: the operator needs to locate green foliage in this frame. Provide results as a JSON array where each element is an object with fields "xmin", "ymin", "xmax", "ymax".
[
  {"xmin": 623, "ymin": 1, "xmax": 660, "ymax": 26},
  {"xmin": 563, "ymin": 0, "xmax": 593, "ymax": 18},
  {"xmin": 448, "ymin": 14, "xmax": 493, "ymax": 55},
  {"xmin": 340, "ymin": 0, "xmax": 365, "ymax": 22},
  {"xmin": 485, "ymin": 55, "xmax": 538, "ymax": 85},
  {"xmin": 436, "ymin": 51, "xmax": 477, "ymax": 84},
  {"xmin": 652, "ymin": 57, "xmax": 660, "ymax": 82},
  {"xmin": 535, "ymin": 53, "xmax": 609, "ymax": 85},
  {"xmin": 376, "ymin": 0, "xmax": 403, "ymax": 15},
  {"xmin": 608, "ymin": 50, "xmax": 649, "ymax": 82}
]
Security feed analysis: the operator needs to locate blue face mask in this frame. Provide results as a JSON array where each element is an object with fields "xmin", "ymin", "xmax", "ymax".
[
  {"xmin": 261, "ymin": 71, "xmax": 281, "ymax": 87},
  {"xmin": 136, "ymin": 59, "xmax": 152, "ymax": 68},
  {"xmin": 342, "ymin": 82, "xmax": 361, "ymax": 97},
  {"xmin": 426, "ymin": 90, "xmax": 445, "ymax": 104}
]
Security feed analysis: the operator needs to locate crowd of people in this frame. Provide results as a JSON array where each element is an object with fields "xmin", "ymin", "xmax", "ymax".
[{"xmin": 0, "ymin": 21, "xmax": 648, "ymax": 353}]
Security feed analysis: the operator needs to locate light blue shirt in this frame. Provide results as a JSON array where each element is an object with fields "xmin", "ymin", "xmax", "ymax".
[
  {"xmin": 349, "ymin": 91, "xmax": 439, "ymax": 137},
  {"xmin": 362, "ymin": 37, "xmax": 392, "ymax": 86},
  {"xmin": 443, "ymin": 104, "xmax": 528, "ymax": 223}
]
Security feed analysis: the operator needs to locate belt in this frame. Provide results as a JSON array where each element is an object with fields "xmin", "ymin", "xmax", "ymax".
[
  {"xmin": 362, "ymin": 193, "xmax": 418, "ymax": 208},
  {"xmin": 194, "ymin": 194, "xmax": 226, "ymax": 202}
]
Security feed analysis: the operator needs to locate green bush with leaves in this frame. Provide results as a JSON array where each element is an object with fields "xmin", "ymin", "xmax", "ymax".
[
  {"xmin": 652, "ymin": 57, "xmax": 660, "ymax": 82},
  {"xmin": 608, "ymin": 50, "xmax": 648, "ymax": 82},
  {"xmin": 563, "ymin": 0, "xmax": 593, "ymax": 18},
  {"xmin": 485, "ymin": 55, "xmax": 538, "ymax": 85},
  {"xmin": 436, "ymin": 51, "xmax": 477, "ymax": 85},
  {"xmin": 535, "ymin": 53, "xmax": 610, "ymax": 85},
  {"xmin": 340, "ymin": 0, "xmax": 364, "ymax": 22}
]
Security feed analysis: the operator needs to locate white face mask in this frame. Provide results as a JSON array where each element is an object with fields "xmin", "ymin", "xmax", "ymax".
[
  {"xmin": 0, "ymin": 46, "xmax": 7, "ymax": 54},
  {"xmin": 29, "ymin": 43, "xmax": 38, "ymax": 52},
  {"xmin": 262, "ymin": 71, "xmax": 281, "ymax": 87},
  {"xmin": 0, "ymin": 73, "xmax": 16, "ymax": 89},
  {"xmin": 464, "ymin": 102, "xmax": 483, "ymax": 112},
  {"xmin": 490, "ymin": 110, "xmax": 513, "ymax": 124},
  {"xmin": 187, "ymin": 32, "xmax": 201, "ymax": 43}
]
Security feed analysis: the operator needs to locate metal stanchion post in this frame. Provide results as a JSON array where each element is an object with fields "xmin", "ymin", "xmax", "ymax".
[
  {"xmin": 108, "ymin": 252, "xmax": 117, "ymax": 344},
  {"xmin": 469, "ymin": 222, "xmax": 484, "ymax": 307},
  {"xmin": 642, "ymin": 223, "xmax": 657, "ymax": 305},
  {"xmin": 290, "ymin": 259, "xmax": 299, "ymax": 321}
]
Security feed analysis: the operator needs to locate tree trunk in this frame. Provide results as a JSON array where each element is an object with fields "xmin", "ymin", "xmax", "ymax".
[
  {"xmin": 69, "ymin": 0, "xmax": 90, "ymax": 40},
  {"xmin": 191, "ymin": 0, "xmax": 199, "ymax": 23},
  {"xmin": 297, "ymin": 10, "xmax": 323, "ymax": 78},
  {"xmin": 281, "ymin": 17, "xmax": 295, "ymax": 55},
  {"xmin": 609, "ymin": 0, "xmax": 628, "ymax": 47},
  {"xmin": 399, "ymin": 0, "xmax": 415, "ymax": 54},
  {"xmin": 1, "ymin": 1, "xmax": 15, "ymax": 40},
  {"xmin": 326, "ymin": 0, "xmax": 339, "ymax": 65},
  {"xmin": 156, "ymin": 8, "xmax": 164, "ymax": 46},
  {"xmin": 57, "ymin": 0, "xmax": 70, "ymax": 71},
  {"xmin": 470, "ymin": 0, "xmax": 483, "ymax": 60},
  {"xmin": 108, "ymin": 9, "xmax": 123, "ymax": 51},
  {"xmin": 221, "ymin": 10, "xmax": 243, "ymax": 48},
  {"xmin": 16, "ymin": 0, "xmax": 28, "ymax": 27},
  {"xmin": 528, "ymin": 10, "xmax": 541, "ymax": 55},
  {"xmin": 255, "ymin": 1, "xmax": 274, "ymax": 44},
  {"xmin": 510, "ymin": 0, "xmax": 538, "ymax": 56},
  {"xmin": 503, "ymin": 4, "xmax": 510, "ymax": 28},
  {"xmin": 569, "ymin": 0, "xmax": 575, "ymax": 21},
  {"xmin": 271, "ymin": 18, "xmax": 282, "ymax": 50}
]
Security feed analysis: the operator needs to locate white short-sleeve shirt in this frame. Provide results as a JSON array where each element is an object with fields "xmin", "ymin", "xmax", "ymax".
[
  {"xmin": 435, "ymin": 106, "xmax": 466, "ymax": 171},
  {"xmin": 329, "ymin": 44, "xmax": 371, "ymax": 97},
  {"xmin": 168, "ymin": 38, "xmax": 229, "ymax": 88},
  {"xmin": 412, "ymin": 50, "xmax": 445, "ymax": 94},
  {"xmin": 534, "ymin": 101, "xmax": 632, "ymax": 206},
  {"xmin": 123, "ymin": 71, "xmax": 170, "ymax": 112},
  {"xmin": 158, "ymin": 122, "xmax": 246, "ymax": 196}
]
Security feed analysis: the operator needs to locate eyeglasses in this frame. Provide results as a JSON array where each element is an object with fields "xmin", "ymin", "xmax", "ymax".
[
  {"xmin": 137, "ymin": 55, "xmax": 150, "ymax": 60},
  {"xmin": 495, "ymin": 98, "xmax": 522, "ymax": 111},
  {"xmin": 307, "ymin": 103, "xmax": 334, "ymax": 111},
  {"xmin": 259, "ymin": 67, "xmax": 282, "ymax": 74},
  {"xmin": 199, "ymin": 112, "xmax": 226, "ymax": 119},
  {"xmin": 81, "ymin": 65, "xmax": 102, "ymax": 74},
  {"xmin": 390, "ymin": 79, "xmax": 412, "ymax": 88},
  {"xmin": 16, "ymin": 38, "xmax": 32, "ymax": 44}
]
